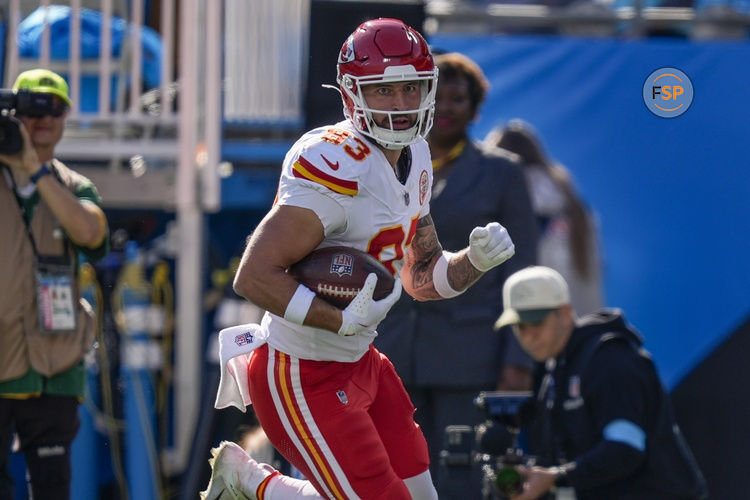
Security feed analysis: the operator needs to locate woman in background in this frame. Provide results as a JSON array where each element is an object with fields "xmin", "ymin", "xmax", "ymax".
[
  {"xmin": 487, "ymin": 119, "xmax": 604, "ymax": 314},
  {"xmin": 375, "ymin": 53, "xmax": 540, "ymax": 499}
]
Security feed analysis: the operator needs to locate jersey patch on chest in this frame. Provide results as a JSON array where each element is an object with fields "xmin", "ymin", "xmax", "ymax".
[{"xmin": 419, "ymin": 169, "xmax": 429, "ymax": 205}]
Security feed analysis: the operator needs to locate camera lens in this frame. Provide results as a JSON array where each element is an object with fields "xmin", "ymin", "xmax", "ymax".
[
  {"xmin": 495, "ymin": 466, "xmax": 523, "ymax": 495},
  {"xmin": 0, "ymin": 115, "xmax": 24, "ymax": 154}
]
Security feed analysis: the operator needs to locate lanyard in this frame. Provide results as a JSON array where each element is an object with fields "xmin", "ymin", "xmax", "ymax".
[
  {"xmin": 3, "ymin": 164, "xmax": 70, "ymax": 261},
  {"xmin": 5, "ymin": 164, "xmax": 80, "ymax": 333},
  {"xmin": 4, "ymin": 165, "xmax": 43, "ymax": 256}
]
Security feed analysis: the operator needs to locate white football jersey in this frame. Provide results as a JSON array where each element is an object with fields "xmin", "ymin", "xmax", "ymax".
[{"xmin": 264, "ymin": 120, "xmax": 433, "ymax": 362}]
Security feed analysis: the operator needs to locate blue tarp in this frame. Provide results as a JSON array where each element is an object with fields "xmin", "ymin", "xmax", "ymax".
[
  {"xmin": 428, "ymin": 34, "xmax": 750, "ymax": 388},
  {"xmin": 17, "ymin": 5, "xmax": 162, "ymax": 111}
]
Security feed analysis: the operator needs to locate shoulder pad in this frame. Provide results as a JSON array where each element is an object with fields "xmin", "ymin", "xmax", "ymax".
[{"xmin": 287, "ymin": 132, "xmax": 362, "ymax": 197}]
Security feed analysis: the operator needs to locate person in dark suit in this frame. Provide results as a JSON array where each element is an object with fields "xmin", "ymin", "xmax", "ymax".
[{"xmin": 374, "ymin": 52, "xmax": 539, "ymax": 499}]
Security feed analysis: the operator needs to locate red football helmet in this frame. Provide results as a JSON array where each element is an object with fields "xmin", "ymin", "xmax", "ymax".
[{"xmin": 336, "ymin": 18, "xmax": 437, "ymax": 150}]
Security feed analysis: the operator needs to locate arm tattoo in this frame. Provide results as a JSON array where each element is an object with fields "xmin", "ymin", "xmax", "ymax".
[
  {"xmin": 404, "ymin": 215, "xmax": 443, "ymax": 296},
  {"xmin": 404, "ymin": 215, "xmax": 485, "ymax": 299},
  {"xmin": 448, "ymin": 255, "xmax": 484, "ymax": 290},
  {"xmin": 416, "ymin": 214, "xmax": 434, "ymax": 229}
]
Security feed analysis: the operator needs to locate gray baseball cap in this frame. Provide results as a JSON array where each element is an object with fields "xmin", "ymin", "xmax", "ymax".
[{"xmin": 494, "ymin": 266, "xmax": 570, "ymax": 330}]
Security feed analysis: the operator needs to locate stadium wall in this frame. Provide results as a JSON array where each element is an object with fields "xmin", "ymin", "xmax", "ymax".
[
  {"xmin": 423, "ymin": 35, "xmax": 750, "ymax": 496},
  {"xmin": 427, "ymin": 33, "xmax": 750, "ymax": 391}
]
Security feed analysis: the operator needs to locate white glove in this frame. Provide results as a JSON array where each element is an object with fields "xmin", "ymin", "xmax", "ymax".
[
  {"xmin": 338, "ymin": 273, "xmax": 402, "ymax": 336},
  {"xmin": 467, "ymin": 222, "xmax": 515, "ymax": 272}
]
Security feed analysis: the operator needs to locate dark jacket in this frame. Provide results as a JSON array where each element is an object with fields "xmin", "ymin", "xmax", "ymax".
[
  {"xmin": 375, "ymin": 141, "xmax": 538, "ymax": 387},
  {"xmin": 528, "ymin": 309, "xmax": 708, "ymax": 500}
]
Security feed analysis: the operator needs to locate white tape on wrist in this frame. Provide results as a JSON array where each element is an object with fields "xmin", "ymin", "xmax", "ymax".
[
  {"xmin": 283, "ymin": 284, "xmax": 316, "ymax": 325},
  {"xmin": 433, "ymin": 251, "xmax": 464, "ymax": 298}
]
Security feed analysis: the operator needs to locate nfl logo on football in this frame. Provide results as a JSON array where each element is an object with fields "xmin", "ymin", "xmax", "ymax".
[{"xmin": 330, "ymin": 253, "xmax": 354, "ymax": 277}]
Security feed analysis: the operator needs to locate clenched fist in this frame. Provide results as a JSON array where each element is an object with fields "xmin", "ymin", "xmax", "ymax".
[{"xmin": 467, "ymin": 222, "xmax": 515, "ymax": 272}]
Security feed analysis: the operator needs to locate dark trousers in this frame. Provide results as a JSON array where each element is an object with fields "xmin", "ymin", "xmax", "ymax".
[
  {"xmin": 407, "ymin": 385, "xmax": 489, "ymax": 500},
  {"xmin": 0, "ymin": 395, "xmax": 79, "ymax": 500}
]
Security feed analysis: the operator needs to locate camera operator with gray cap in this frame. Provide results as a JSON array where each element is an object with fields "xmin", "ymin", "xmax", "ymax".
[
  {"xmin": 494, "ymin": 266, "xmax": 706, "ymax": 500},
  {"xmin": 0, "ymin": 68, "xmax": 108, "ymax": 500}
]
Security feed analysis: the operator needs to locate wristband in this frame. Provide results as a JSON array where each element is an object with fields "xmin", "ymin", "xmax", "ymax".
[
  {"xmin": 433, "ymin": 251, "xmax": 464, "ymax": 298},
  {"xmin": 30, "ymin": 164, "xmax": 52, "ymax": 184},
  {"xmin": 283, "ymin": 284, "xmax": 316, "ymax": 325}
]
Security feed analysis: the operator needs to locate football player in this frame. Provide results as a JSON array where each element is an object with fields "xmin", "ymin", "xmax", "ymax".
[{"xmin": 202, "ymin": 18, "xmax": 515, "ymax": 500}]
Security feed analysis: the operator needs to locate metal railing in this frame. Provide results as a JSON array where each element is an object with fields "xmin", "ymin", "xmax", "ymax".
[
  {"xmin": 224, "ymin": 0, "xmax": 309, "ymax": 125},
  {"xmin": 2, "ymin": 0, "xmax": 218, "ymax": 478},
  {"xmin": 5, "ymin": 0, "xmax": 180, "ymax": 167}
]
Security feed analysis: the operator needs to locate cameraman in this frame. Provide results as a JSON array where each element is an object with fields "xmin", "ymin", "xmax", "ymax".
[
  {"xmin": 0, "ymin": 69, "xmax": 108, "ymax": 500},
  {"xmin": 493, "ymin": 266, "xmax": 707, "ymax": 500}
]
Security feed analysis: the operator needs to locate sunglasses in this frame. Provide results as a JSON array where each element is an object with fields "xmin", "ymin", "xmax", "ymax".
[
  {"xmin": 16, "ymin": 105, "xmax": 68, "ymax": 119},
  {"xmin": 15, "ymin": 92, "xmax": 69, "ymax": 118}
]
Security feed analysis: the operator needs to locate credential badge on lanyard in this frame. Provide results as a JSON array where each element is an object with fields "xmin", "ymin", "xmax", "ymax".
[
  {"xmin": 5, "ymin": 163, "xmax": 78, "ymax": 334},
  {"xmin": 35, "ymin": 254, "xmax": 77, "ymax": 334}
]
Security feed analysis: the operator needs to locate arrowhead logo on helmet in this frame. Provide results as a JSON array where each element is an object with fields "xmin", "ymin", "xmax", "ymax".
[{"xmin": 338, "ymin": 36, "xmax": 355, "ymax": 64}]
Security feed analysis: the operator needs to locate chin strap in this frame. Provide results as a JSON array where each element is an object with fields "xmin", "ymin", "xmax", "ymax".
[{"xmin": 369, "ymin": 121, "xmax": 420, "ymax": 149}]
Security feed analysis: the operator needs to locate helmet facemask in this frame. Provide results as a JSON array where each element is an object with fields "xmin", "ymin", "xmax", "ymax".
[{"xmin": 339, "ymin": 66, "xmax": 437, "ymax": 150}]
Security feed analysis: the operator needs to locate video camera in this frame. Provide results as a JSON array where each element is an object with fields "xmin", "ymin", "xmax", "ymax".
[
  {"xmin": 0, "ymin": 89, "xmax": 65, "ymax": 154},
  {"xmin": 440, "ymin": 391, "xmax": 536, "ymax": 499}
]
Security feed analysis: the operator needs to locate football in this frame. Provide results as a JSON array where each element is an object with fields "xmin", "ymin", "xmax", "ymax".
[{"xmin": 288, "ymin": 246, "xmax": 395, "ymax": 309}]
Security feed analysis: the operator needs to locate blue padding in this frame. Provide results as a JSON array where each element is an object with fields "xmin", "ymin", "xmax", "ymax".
[
  {"xmin": 18, "ymin": 6, "xmax": 162, "ymax": 85},
  {"xmin": 427, "ymin": 34, "xmax": 750, "ymax": 389},
  {"xmin": 222, "ymin": 141, "xmax": 294, "ymax": 164},
  {"xmin": 220, "ymin": 168, "xmax": 280, "ymax": 210},
  {"xmin": 603, "ymin": 419, "xmax": 646, "ymax": 451},
  {"xmin": 17, "ymin": 6, "xmax": 162, "ymax": 112},
  {"xmin": 223, "ymin": 117, "xmax": 304, "ymax": 130}
]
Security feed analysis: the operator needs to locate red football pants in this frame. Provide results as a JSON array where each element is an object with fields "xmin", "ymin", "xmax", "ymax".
[{"xmin": 248, "ymin": 343, "xmax": 430, "ymax": 499}]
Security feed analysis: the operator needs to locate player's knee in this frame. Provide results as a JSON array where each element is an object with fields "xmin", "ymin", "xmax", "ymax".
[
  {"xmin": 342, "ymin": 455, "xmax": 411, "ymax": 500},
  {"xmin": 363, "ymin": 475, "xmax": 411, "ymax": 500}
]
